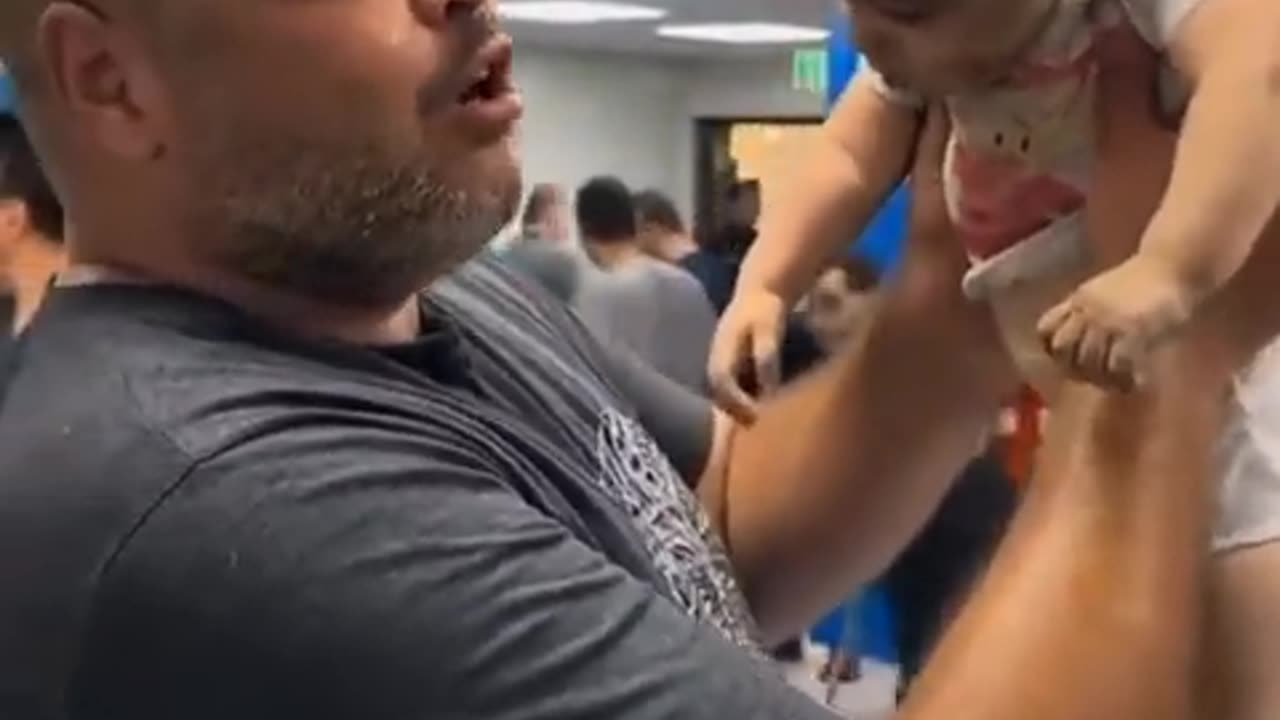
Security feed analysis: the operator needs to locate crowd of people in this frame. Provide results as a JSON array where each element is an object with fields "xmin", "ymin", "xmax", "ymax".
[{"xmin": 0, "ymin": 1, "xmax": 1277, "ymax": 720}]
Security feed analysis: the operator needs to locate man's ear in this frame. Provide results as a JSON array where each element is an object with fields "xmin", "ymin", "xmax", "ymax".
[
  {"xmin": 0, "ymin": 198, "xmax": 28, "ymax": 257},
  {"xmin": 35, "ymin": 2, "xmax": 171, "ymax": 160}
]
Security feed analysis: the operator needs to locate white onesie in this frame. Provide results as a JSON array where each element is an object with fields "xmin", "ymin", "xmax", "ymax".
[{"xmin": 867, "ymin": 0, "xmax": 1280, "ymax": 551}]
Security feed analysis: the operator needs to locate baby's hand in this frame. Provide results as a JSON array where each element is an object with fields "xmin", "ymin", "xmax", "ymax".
[
  {"xmin": 1037, "ymin": 255, "xmax": 1197, "ymax": 390},
  {"xmin": 708, "ymin": 289, "xmax": 788, "ymax": 423}
]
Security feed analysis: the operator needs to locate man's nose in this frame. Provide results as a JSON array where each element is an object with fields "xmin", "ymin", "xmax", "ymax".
[{"xmin": 411, "ymin": 0, "xmax": 492, "ymax": 28}]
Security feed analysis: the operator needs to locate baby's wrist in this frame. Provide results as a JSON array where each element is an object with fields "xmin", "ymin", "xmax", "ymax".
[{"xmin": 1137, "ymin": 243, "xmax": 1214, "ymax": 301}]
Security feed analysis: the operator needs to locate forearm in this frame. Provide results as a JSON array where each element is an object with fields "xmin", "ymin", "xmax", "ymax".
[
  {"xmin": 740, "ymin": 139, "xmax": 906, "ymax": 302},
  {"xmin": 738, "ymin": 79, "xmax": 920, "ymax": 303},
  {"xmin": 718, "ymin": 222, "xmax": 1014, "ymax": 642},
  {"xmin": 900, "ymin": 372, "xmax": 1224, "ymax": 720},
  {"xmin": 1141, "ymin": 30, "xmax": 1280, "ymax": 295}
]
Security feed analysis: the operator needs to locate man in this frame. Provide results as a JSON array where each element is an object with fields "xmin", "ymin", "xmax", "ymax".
[
  {"xmin": 803, "ymin": 255, "xmax": 880, "ymax": 353},
  {"xmin": 574, "ymin": 176, "xmax": 718, "ymax": 393},
  {"xmin": 0, "ymin": 4, "xmax": 1265, "ymax": 720},
  {"xmin": 0, "ymin": 113, "xmax": 62, "ymax": 339},
  {"xmin": 496, "ymin": 181, "xmax": 580, "ymax": 303},
  {"xmin": 633, "ymin": 187, "xmax": 700, "ymax": 265}
]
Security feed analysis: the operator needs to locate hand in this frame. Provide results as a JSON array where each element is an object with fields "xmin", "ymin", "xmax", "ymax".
[
  {"xmin": 708, "ymin": 289, "xmax": 788, "ymax": 423},
  {"xmin": 1038, "ymin": 255, "xmax": 1196, "ymax": 390},
  {"xmin": 1085, "ymin": 22, "xmax": 1280, "ymax": 388}
]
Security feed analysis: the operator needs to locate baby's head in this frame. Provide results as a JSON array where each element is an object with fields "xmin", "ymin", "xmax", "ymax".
[{"xmin": 847, "ymin": 0, "xmax": 1060, "ymax": 95}]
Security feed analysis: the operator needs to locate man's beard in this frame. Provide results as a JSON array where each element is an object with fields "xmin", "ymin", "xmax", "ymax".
[{"xmin": 187, "ymin": 130, "xmax": 521, "ymax": 309}]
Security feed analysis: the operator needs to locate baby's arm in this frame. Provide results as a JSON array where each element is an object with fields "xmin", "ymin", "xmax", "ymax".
[
  {"xmin": 736, "ymin": 72, "xmax": 922, "ymax": 303},
  {"xmin": 1134, "ymin": 0, "xmax": 1280, "ymax": 299},
  {"xmin": 708, "ymin": 73, "xmax": 921, "ymax": 416},
  {"xmin": 1040, "ymin": 0, "xmax": 1280, "ymax": 387}
]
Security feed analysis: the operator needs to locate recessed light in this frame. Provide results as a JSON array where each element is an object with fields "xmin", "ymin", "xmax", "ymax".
[
  {"xmin": 498, "ymin": 1, "xmax": 668, "ymax": 25},
  {"xmin": 656, "ymin": 23, "xmax": 831, "ymax": 45}
]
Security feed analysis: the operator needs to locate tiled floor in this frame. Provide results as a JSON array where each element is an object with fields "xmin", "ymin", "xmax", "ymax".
[{"xmin": 783, "ymin": 652, "xmax": 898, "ymax": 720}]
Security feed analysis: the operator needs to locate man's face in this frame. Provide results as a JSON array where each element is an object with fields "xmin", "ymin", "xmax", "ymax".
[
  {"xmin": 806, "ymin": 268, "xmax": 876, "ymax": 351},
  {"xmin": 846, "ymin": 0, "xmax": 1057, "ymax": 95},
  {"xmin": 0, "ymin": 198, "xmax": 22, "ymax": 273},
  {"xmin": 112, "ymin": 0, "xmax": 524, "ymax": 308}
]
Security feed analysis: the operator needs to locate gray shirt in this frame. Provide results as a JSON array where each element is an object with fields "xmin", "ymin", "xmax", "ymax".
[
  {"xmin": 575, "ymin": 255, "xmax": 718, "ymax": 394},
  {"xmin": 0, "ymin": 256, "xmax": 835, "ymax": 719},
  {"xmin": 497, "ymin": 234, "xmax": 583, "ymax": 304}
]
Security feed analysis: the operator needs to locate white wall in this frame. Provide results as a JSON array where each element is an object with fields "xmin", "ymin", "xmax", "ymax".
[
  {"xmin": 513, "ymin": 48, "xmax": 687, "ymax": 218},
  {"xmin": 683, "ymin": 55, "xmax": 826, "ymax": 120},
  {"xmin": 510, "ymin": 47, "xmax": 824, "ymax": 231}
]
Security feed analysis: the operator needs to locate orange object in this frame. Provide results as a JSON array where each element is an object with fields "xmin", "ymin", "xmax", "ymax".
[{"xmin": 997, "ymin": 385, "xmax": 1044, "ymax": 489}]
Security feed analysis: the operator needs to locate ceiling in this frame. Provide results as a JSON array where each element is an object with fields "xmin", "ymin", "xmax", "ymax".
[{"xmin": 502, "ymin": 0, "xmax": 834, "ymax": 58}]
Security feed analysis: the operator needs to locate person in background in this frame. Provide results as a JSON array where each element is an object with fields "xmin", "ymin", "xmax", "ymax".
[
  {"xmin": 634, "ymin": 181, "xmax": 822, "ymax": 389},
  {"xmin": 804, "ymin": 256, "xmax": 880, "ymax": 353},
  {"xmin": 574, "ymin": 176, "xmax": 717, "ymax": 396},
  {"xmin": 803, "ymin": 255, "xmax": 1017, "ymax": 695},
  {"xmin": 678, "ymin": 180, "xmax": 759, "ymax": 316},
  {"xmin": 633, "ymin": 188, "xmax": 699, "ymax": 266},
  {"xmin": 496, "ymin": 182, "xmax": 580, "ymax": 303},
  {"xmin": 0, "ymin": 114, "xmax": 62, "ymax": 340}
]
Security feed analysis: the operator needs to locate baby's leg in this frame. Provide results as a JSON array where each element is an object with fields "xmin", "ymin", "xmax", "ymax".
[
  {"xmin": 1199, "ymin": 545, "xmax": 1280, "ymax": 720},
  {"xmin": 1198, "ymin": 346, "xmax": 1280, "ymax": 720}
]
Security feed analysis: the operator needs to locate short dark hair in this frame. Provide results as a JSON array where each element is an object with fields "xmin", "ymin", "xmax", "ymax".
[
  {"xmin": 833, "ymin": 255, "xmax": 880, "ymax": 293},
  {"xmin": 726, "ymin": 179, "xmax": 760, "ymax": 203},
  {"xmin": 632, "ymin": 189, "xmax": 684, "ymax": 234},
  {"xmin": 521, "ymin": 183, "xmax": 560, "ymax": 230},
  {"xmin": 575, "ymin": 176, "xmax": 636, "ymax": 243},
  {"xmin": 0, "ymin": 114, "xmax": 62, "ymax": 241}
]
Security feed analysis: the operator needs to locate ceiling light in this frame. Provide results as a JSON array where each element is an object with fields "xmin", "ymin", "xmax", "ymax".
[
  {"xmin": 657, "ymin": 23, "xmax": 831, "ymax": 45},
  {"xmin": 498, "ymin": 1, "xmax": 668, "ymax": 24}
]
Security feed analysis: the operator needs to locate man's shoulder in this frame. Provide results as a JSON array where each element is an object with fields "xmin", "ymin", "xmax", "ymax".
[
  {"xmin": 447, "ymin": 255, "xmax": 622, "ymax": 377},
  {"xmin": 646, "ymin": 258, "xmax": 709, "ymax": 295},
  {"xmin": 0, "ymin": 285, "xmax": 490, "ymax": 489}
]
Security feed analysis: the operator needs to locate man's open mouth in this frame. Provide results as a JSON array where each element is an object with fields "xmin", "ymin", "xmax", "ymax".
[{"xmin": 458, "ymin": 38, "xmax": 514, "ymax": 105}]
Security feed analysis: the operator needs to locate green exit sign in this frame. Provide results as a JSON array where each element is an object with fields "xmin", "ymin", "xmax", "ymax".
[{"xmin": 792, "ymin": 48, "xmax": 829, "ymax": 95}]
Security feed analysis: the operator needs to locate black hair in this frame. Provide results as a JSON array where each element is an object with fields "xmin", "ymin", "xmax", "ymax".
[
  {"xmin": 575, "ymin": 176, "xmax": 636, "ymax": 244},
  {"xmin": 726, "ymin": 179, "xmax": 760, "ymax": 203},
  {"xmin": 632, "ymin": 189, "xmax": 685, "ymax": 234},
  {"xmin": 833, "ymin": 255, "xmax": 880, "ymax": 292},
  {"xmin": 0, "ymin": 114, "xmax": 62, "ymax": 241}
]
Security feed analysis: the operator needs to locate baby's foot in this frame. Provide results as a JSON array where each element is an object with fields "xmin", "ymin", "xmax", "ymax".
[{"xmin": 1037, "ymin": 255, "xmax": 1197, "ymax": 390}]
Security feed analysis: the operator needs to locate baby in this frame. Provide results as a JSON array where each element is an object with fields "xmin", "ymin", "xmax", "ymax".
[
  {"xmin": 713, "ymin": 6, "xmax": 1280, "ymax": 717},
  {"xmin": 710, "ymin": 0, "xmax": 1280, "ymax": 401}
]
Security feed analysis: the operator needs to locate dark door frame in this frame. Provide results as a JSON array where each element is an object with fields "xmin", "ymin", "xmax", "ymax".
[{"xmin": 692, "ymin": 116, "xmax": 822, "ymax": 248}]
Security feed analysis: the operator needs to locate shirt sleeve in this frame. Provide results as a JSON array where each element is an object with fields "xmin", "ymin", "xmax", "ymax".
[
  {"xmin": 71, "ymin": 427, "xmax": 836, "ymax": 720},
  {"xmin": 1120, "ymin": 0, "xmax": 1204, "ymax": 46},
  {"xmin": 594, "ymin": 335, "xmax": 716, "ymax": 487}
]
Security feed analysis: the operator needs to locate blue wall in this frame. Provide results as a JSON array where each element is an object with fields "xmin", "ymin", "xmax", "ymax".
[{"xmin": 0, "ymin": 71, "xmax": 16, "ymax": 117}]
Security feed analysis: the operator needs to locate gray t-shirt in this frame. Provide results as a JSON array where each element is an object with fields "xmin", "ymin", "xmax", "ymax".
[
  {"xmin": 575, "ymin": 255, "xmax": 718, "ymax": 394},
  {"xmin": 496, "ymin": 234, "xmax": 583, "ymax": 304},
  {"xmin": 0, "ymin": 256, "xmax": 835, "ymax": 720}
]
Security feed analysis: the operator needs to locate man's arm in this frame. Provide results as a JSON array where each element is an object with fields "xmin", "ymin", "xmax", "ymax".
[
  {"xmin": 701, "ymin": 108, "xmax": 1018, "ymax": 643},
  {"xmin": 901, "ymin": 354, "xmax": 1224, "ymax": 720},
  {"xmin": 72, "ymin": 426, "xmax": 839, "ymax": 720}
]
